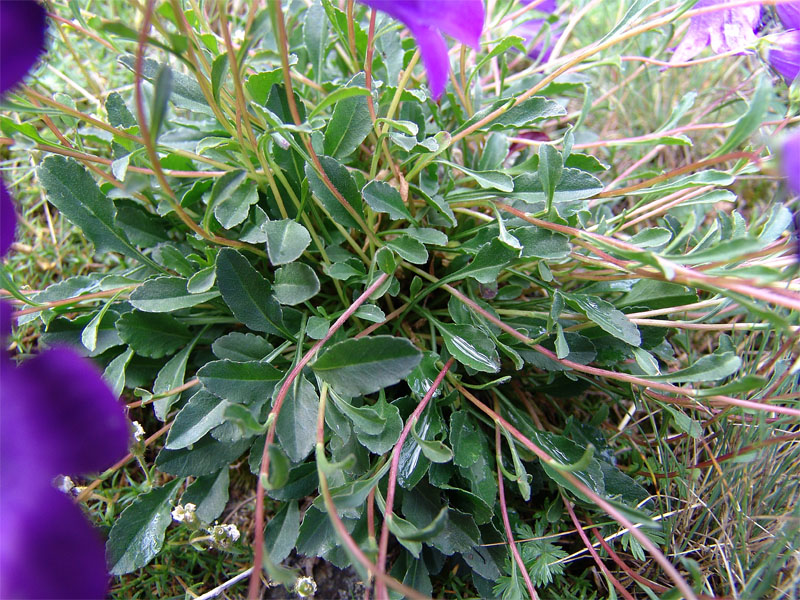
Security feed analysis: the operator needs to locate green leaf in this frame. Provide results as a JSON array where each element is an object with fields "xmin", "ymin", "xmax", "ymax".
[
  {"xmin": 187, "ymin": 266, "xmax": 216, "ymax": 293},
  {"xmin": 119, "ymin": 55, "xmax": 212, "ymax": 115},
  {"xmin": 212, "ymin": 332, "xmax": 273, "ymax": 361},
  {"xmin": 713, "ymin": 76, "xmax": 771, "ymax": 157},
  {"xmin": 265, "ymin": 219, "xmax": 312, "ymax": 265},
  {"xmin": 303, "ymin": 1, "xmax": 328, "ymax": 80},
  {"xmin": 513, "ymin": 226, "xmax": 571, "ymax": 259},
  {"xmin": 450, "ymin": 239, "xmax": 519, "ymax": 285},
  {"xmin": 215, "ymin": 248, "xmax": 287, "ymax": 337},
  {"xmin": 107, "ymin": 478, "xmax": 184, "ymax": 575},
  {"xmin": 438, "ymin": 160, "xmax": 513, "ymax": 192},
  {"xmin": 412, "ymin": 432, "xmax": 453, "ymax": 464},
  {"xmin": 317, "ymin": 461, "xmax": 392, "ymax": 512},
  {"xmin": 166, "ymin": 390, "xmax": 230, "ymax": 449},
  {"xmin": 312, "ymin": 336, "xmax": 422, "ymax": 397},
  {"xmin": 273, "ymin": 262, "xmax": 320, "ymax": 305},
  {"xmin": 429, "ymin": 508, "xmax": 481, "ymax": 556},
  {"xmin": 568, "ymin": 295, "xmax": 641, "ymax": 346},
  {"xmin": 105, "ymin": 92, "xmax": 137, "ymax": 128},
  {"xmin": 149, "ymin": 64, "xmax": 172, "ymax": 140},
  {"xmin": 511, "ymin": 168, "xmax": 603, "ymax": 211},
  {"xmin": 103, "ymin": 347, "xmax": 134, "ymax": 398},
  {"xmin": 664, "ymin": 237, "xmax": 763, "ymax": 265},
  {"xmin": 436, "ymin": 322, "xmax": 500, "ymax": 373},
  {"xmin": 156, "ymin": 436, "xmax": 251, "ymax": 477},
  {"xmin": 323, "ymin": 73, "xmax": 372, "ymax": 158},
  {"xmin": 210, "ymin": 170, "xmax": 259, "ymax": 229},
  {"xmin": 38, "ymin": 157, "xmax": 155, "ymax": 268},
  {"xmin": 305, "ymin": 156, "xmax": 363, "ymax": 229},
  {"xmin": 114, "ymin": 201, "xmax": 170, "ymax": 247},
  {"xmin": 362, "ymin": 180, "xmax": 414, "ymax": 222},
  {"xmin": 197, "ymin": 359, "xmax": 283, "ymax": 404},
  {"xmin": 152, "ymin": 333, "xmax": 201, "ymax": 420},
  {"xmin": 116, "ymin": 311, "xmax": 192, "ymax": 358},
  {"xmin": 538, "ymin": 144, "xmax": 563, "ymax": 204},
  {"xmin": 387, "ymin": 235, "xmax": 428, "ymax": 265},
  {"xmin": 462, "ymin": 96, "xmax": 566, "ymax": 132},
  {"xmin": 210, "ymin": 53, "xmax": 228, "ymax": 103},
  {"xmin": 353, "ymin": 396, "xmax": 403, "ymax": 454},
  {"xmin": 265, "ymin": 501, "xmax": 300, "ymax": 563},
  {"xmin": 650, "ymin": 351, "xmax": 741, "ymax": 383},
  {"xmin": 276, "ymin": 375, "xmax": 319, "ymax": 462},
  {"xmin": 129, "ymin": 276, "xmax": 219, "ymax": 312},
  {"xmin": 330, "ymin": 392, "xmax": 387, "ymax": 435},
  {"xmin": 180, "ymin": 468, "xmax": 230, "ymax": 524}
]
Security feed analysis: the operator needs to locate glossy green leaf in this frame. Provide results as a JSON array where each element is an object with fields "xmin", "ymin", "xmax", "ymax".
[
  {"xmin": 305, "ymin": 156, "xmax": 364, "ymax": 229},
  {"xmin": 304, "ymin": 1, "xmax": 328, "ymax": 80},
  {"xmin": 450, "ymin": 238, "xmax": 519, "ymax": 285},
  {"xmin": 116, "ymin": 311, "xmax": 192, "ymax": 358},
  {"xmin": 362, "ymin": 180, "xmax": 413, "ymax": 221},
  {"xmin": 265, "ymin": 501, "xmax": 300, "ymax": 563},
  {"xmin": 107, "ymin": 478, "xmax": 184, "ymax": 575},
  {"xmin": 568, "ymin": 295, "xmax": 641, "ymax": 346},
  {"xmin": 265, "ymin": 219, "xmax": 312, "ymax": 265},
  {"xmin": 166, "ymin": 390, "xmax": 230, "ymax": 449},
  {"xmin": 197, "ymin": 359, "xmax": 283, "ymax": 404},
  {"xmin": 650, "ymin": 351, "xmax": 741, "ymax": 383},
  {"xmin": 387, "ymin": 235, "xmax": 428, "ymax": 265},
  {"xmin": 129, "ymin": 276, "xmax": 219, "ymax": 312},
  {"xmin": 313, "ymin": 336, "xmax": 422, "ymax": 397},
  {"xmin": 210, "ymin": 170, "xmax": 259, "ymax": 229},
  {"xmin": 180, "ymin": 468, "xmax": 230, "ymax": 524},
  {"xmin": 273, "ymin": 262, "xmax": 320, "ymax": 305},
  {"xmin": 276, "ymin": 375, "xmax": 318, "ymax": 462},
  {"xmin": 215, "ymin": 248, "xmax": 286, "ymax": 336},
  {"xmin": 155, "ymin": 436, "xmax": 251, "ymax": 477},
  {"xmin": 436, "ymin": 322, "xmax": 500, "ymax": 373}
]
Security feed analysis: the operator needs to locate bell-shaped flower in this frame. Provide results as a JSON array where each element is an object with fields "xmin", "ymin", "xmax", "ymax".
[
  {"xmin": 767, "ymin": 29, "xmax": 800, "ymax": 84},
  {"xmin": 357, "ymin": 0, "xmax": 485, "ymax": 98},
  {"xmin": 670, "ymin": 0, "xmax": 761, "ymax": 64},
  {"xmin": 783, "ymin": 133, "xmax": 800, "ymax": 196}
]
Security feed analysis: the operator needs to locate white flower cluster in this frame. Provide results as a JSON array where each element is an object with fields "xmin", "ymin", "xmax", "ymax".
[
  {"xmin": 171, "ymin": 503, "xmax": 198, "ymax": 525},
  {"xmin": 131, "ymin": 421, "xmax": 145, "ymax": 442},
  {"xmin": 294, "ymin": 576, "xmax": 317, "ymax": 598},
  {"xmin": 209, "ymin": 523, "xmax": 240, "ymax": 549}
]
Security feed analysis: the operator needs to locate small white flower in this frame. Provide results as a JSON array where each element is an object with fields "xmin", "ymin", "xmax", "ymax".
[
  {"xmin": 53, "ymin": 475, "xmax": 74, "ymax": 494},
  {"xmin": 294, "ymin": 576, "xmax": 317, "ymax": 598},
  {"xmin": 131, "ymin": 421, "xmax": 145, "ymax": 442},
  {"xmin": 172, "ymin": 503, "xmax": 198, "ymax": 524},
  {"xmin": 209, "ymin": 523, "xmax": 240, "ymax": 548}
]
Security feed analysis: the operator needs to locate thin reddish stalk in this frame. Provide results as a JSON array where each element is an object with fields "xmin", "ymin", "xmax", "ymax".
[
  {"xmin": 314, "ymin": 384, "xmax": 430, "ymax": 600},
  {"xmin": 561, "ymin": 493, "xmax": 637, "ymax": 600},
  {"xmin": 455, "ymin": 383, "xmax": 698, "ymax": 600},
  {"xmin": 496, "ymin": 422, "xmax": 539, "ymax": 600},
  {"xmin": 248, "ymin": 273, "xmax": 389, "ymax": 599},
  {"xmin": 375, "ymin": 358, "xmax": 454, "ymax": 600},
  {"xmin": 589, "ymin": 523, "xmax": 668, "ymax": 592}
]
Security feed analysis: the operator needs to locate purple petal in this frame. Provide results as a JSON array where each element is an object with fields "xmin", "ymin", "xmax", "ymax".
[
  {"xmin": 777, "ymin": 2, "xmax": 800, "ymax": 30},
  {"xmin": 522, "ymin": 0, "xmax": 557, "ymax": 12},
  {"xmin": 515, "ymin": 17, "xmax": 563, "ymax": 62},
  {"xmin": 0, "ymin": 482, "xmax": 110, "ymax": 599},
  {"xmin": 408, "ymin": 24, "xmax": 451, "ymax": 98},
  {"xmin": 0, "ymin": 347, "xmax": 129, "ymax": 479},
  {"xmin": 783, "ymin": 132, "xmax": 800, "ymax": 196},
  {"xmin": 0, "ymin": 1, "xmax": 47, "ymax": 95},
  {"xmin": 359, "ymin": 0, "xmax": 484, "ymax": 47},
  {"xmin": 0, "ymin": 180, "xmax": 15, "ymax": 257},
  {"xmin": 768, "ymin": 29, "xmax": 800, "ymax": 84},
  {"xmin": 671, "ymin": 0, "xmax": 759, "ymax": 63}
]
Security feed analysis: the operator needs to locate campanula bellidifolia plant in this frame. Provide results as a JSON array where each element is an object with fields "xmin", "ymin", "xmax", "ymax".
[
  {"xmin": 1, "ymin": 0, "xmax": 800, "ymax": 598},
  {"xmin": 0, "ymin": 3, "xmax": 131, "ymax": 598}
]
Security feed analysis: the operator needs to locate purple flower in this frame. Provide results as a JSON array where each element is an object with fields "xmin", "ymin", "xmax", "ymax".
[
  {"xmin": 0, "ymin": 1, "xmax": 47, "ymax": 95},
  {"xmin": 670, "ymin": 0, "xmax": 761, "ymax": 63},
  {"xmin": 777, "ymin": 2, "xmax": 800, "ymax": 30},
  {"xmin": 514, "ymin": 1, "xmax": 562, "ymax": 63},
  {"xmin": 0, "ymin": 3, "xmax": 131, "ymax": 598},
  {"xmin": 357, "ymin": 0, "xmax": 485, "ymax": 98},
  {"xmin": 783, "ymin": 132, "xmax": 800, "ymax": 196},
  {"xmin": 0, "ymin": 322, "xmax": 131, "ymax": 598},
  {"xmin": 767, "ymin": 29, "xmax": 800, "ymax": 83}
]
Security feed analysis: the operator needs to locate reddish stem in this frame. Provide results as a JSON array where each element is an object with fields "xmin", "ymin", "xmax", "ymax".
[
  {"xmin": 248, "ymin": 273, "xmax": 389, "ymax": 599},
  {"xmin": 562, "ymin": 492, "xmax": 637, "ymax": 600},
  {"xmin": 374, "ymin": 358, "xmax": 454, "ymax": 600},
  {"xmin": 495, "ymin": 422, "xmax": 539, "ymax": 600}
]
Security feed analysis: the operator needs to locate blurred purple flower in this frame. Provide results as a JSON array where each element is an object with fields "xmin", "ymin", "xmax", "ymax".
[
  {"xmin": 357, "ymin": 0, "xmax": 485, "ymax": 98},
  {"xmin": 767, "ymin": 28, "xmax": 800, "ymax": 83},
  {"xmin": 670, "ymin": 0, "xmax": 761, "ymax": 63},
  {"xmin": 0, "ymin": 319, "xmax": 131, "ymax": 598},
  {"xmin": 1, "ymin": 0, "xmax": 48, "ymax": 255},
  {"xmin": 0, "ymin": 3, "xmax": 131, "ymax": 598},
  {"xmin": 776, "ymin": 2, "xmax": 800, "ymax": 30},
  {"xmin": 514, "ymin": 0, "xmax": 562, "ymax": 63},
  {"xmin": 521, "ymin": 0, "xmax": 557, "ymax": 10}
]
